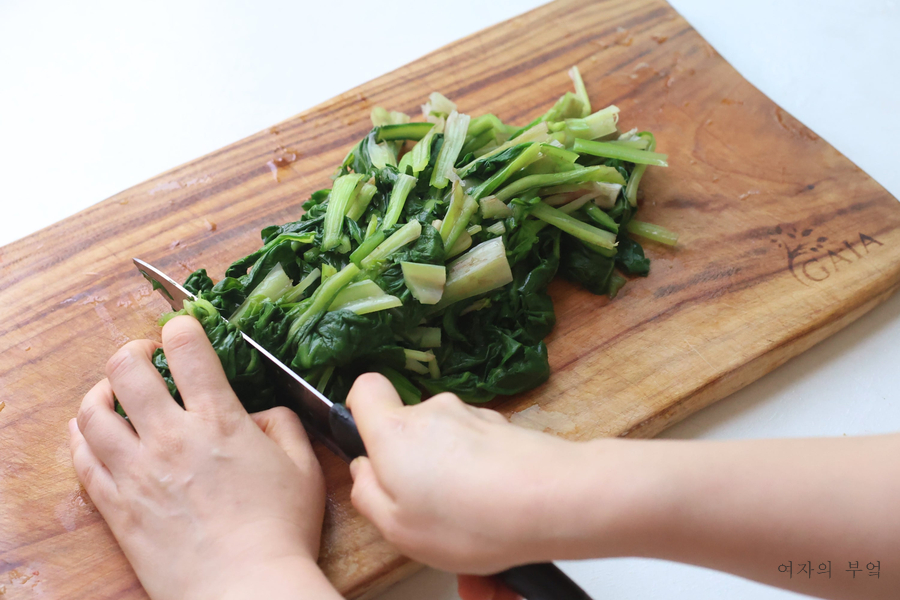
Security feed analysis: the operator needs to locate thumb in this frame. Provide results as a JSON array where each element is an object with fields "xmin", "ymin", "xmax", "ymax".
[
  {"xmin": 458, "ymin": 575, "xmax": 521, "ymax": 600},
  {"xmin": 250, "ymin": 407, "xmax": 318, "ymax": 471},
  {"xmin": 349, "ymin": 456, "xmax": 397, "ymax": 533}
]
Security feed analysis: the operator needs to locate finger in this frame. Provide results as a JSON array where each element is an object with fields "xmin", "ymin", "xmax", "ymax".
[
  {"xmin": 349, "ymin": 456, "xmax": 397, "ymax": 532},
  {"xmin": 76, "ymin": 379, "xmax": 138, "ymax": 469},
  {"xmin": 345, "ymin": 373, "xmax": 404, "ymax": 446},
  {"xmin": 106, "ymin": 340, "xmax": 182, "ymax": 437},
  {"xmin": 467, "ymin": 406, "xmax": 509, "ymax": 425},
  {"xmin": 250, "ymin": 407, "xmax": 317, "ymax": 471},
  {"xmin": 161, "ymin": 315, "xmax": 243, "ymax": 417},
  {"xmin": 458, "ymin": 575, "xmax": 520, "ymax": 600},
  {"xmin": 69, "ymin": 418, "xmax": 117, "ymax": 503}
]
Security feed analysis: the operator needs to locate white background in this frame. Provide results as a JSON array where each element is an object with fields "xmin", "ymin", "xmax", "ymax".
[{"xmin": 2, "ymin": 1, "xmax": 899, "ymax": 599}]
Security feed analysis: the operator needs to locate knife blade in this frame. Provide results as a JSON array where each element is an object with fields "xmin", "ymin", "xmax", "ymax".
[
  {"xmin": 133, "ymin": 258, "xmax": 365, "ymax": 462},
  {"xmin": 133, "ymin": 257, "xmax": 594, "ymax": 600}
]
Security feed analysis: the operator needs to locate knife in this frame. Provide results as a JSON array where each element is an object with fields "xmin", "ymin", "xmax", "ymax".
[{"xmin": 134, "ymin": 257, "xmax": 594, "ymax": 600}]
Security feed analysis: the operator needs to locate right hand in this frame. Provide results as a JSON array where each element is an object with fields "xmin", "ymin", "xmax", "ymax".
[{"xmin": 346, "ymin": 373, "xmax": 585, "ymax": 575}]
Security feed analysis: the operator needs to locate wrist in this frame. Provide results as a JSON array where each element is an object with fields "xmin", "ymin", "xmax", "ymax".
[
  {"xmin": 211, "ymin": 555, "xmax": 338, "ymax": 600},
  {"xmin": 524, "ymin": 437, "xmax": 673, "ymax": 562}
]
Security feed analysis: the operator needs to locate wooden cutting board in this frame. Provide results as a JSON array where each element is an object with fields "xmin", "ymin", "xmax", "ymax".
[{"xmin": 2, "ymin": 0, "xmax": 899, "ymax": 597}]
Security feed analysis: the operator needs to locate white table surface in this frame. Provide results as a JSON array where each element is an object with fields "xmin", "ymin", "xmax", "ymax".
[{"xmin": 2, "ymin": 1, "xmax": 898, "ymax": 599}]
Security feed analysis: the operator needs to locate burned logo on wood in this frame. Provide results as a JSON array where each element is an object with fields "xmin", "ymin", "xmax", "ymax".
[{"xmin": 770, "ymin": 225, "xmax": 884, "ymax": 286}]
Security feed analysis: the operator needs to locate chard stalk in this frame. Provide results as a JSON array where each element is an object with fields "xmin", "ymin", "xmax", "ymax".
[
  {"xmin": 369, "ymin": 140, "xmax": 397, "ymax": 169},
  {"xmin": 286, "ymin": 263, "xmax": 361, "ymax": 346},
  {"xmin": 376, "ymin": 122, "xmax": 434, "ymax": 142},
  {"xmin": 439, "ymin": 182, "xmax": 466, "ymax": 244},
  {"xmin": 407, "ymin": 326, "xmax": 441, "ymax": 348},
  {"xmin": 431, "ymin": 110, "xmax": 471, "ymax": 189},
  {"xmin": 382, "ymin": 173, "xmax": 417, "ymax": 229},
  {"xmin": 485, "ymin": 221, "xmax": 506, "ymax": 235},
  {"xmin": 346, "ymin": 181, "xmax": 378, "ymax": 221},
  {"xmin": 350, "ymin": 230, "xmax": 385, "ymax": 266},
  {"xmin": 281, "ymin": 268, "xmax": 321, "ymax": 304},
  {"xmin": 404, "ymin": 349, "xmax": 435, "ymax": 363},
  {"xmin": 230, "ymin": 262, "xmax": 292, "ymax": 324},
  {"xmin": 316, "ymin": 366, "xmax": 334, "ymax": 393},
  {"xmin": 625, "ymin": 132, "xmax": 657, "ymax": 207},
  {"xmin": 404, "ymin": 357, "xmax": 430, "ymax": 375},
  {"xmin": 401, "ymin": 262, "xmax": 446, "ymax": 305},
  {"xmin": 626, "ymin": 219, "xmax": 679, "ymax": 246},
  {"xmin": 585, "ymin": 205, "xmax": 619, "ymax": 233},
  {"xmin": 321, "ymin": 263, "xmax": 337, "ymax": 281},
  {"xmin": 530, "ymin": 201, "xmax": 617, "ymax": 250},
  {"xmin": 443, "ymin": 196, "xmax": 479, "ymax": 257},
  {"xmin": 568, "ymin": 66, "xmax": 591, "ymax": 117},
  {"xmin": 573, "ymin": 138, "xmax": 668, "ymax": 166},
  {"xmin": 328, "ymin": 280, "xmax": 386, "ymax": 310},
  {"xmin": 434, "ymin": 237, "xmax": 513, "ymax": 310},
  {"xmin": 495, "ymin": 166, "xmax": 625, "ymax": 201},
  {"xmin": 427, "ymin": 358, "xmax": 441, "ymax": 379},
  {"xmin": 422, "ymin": 92, "xmax": 456, "ymax": 118},
  {"xmin": 463, "ymin": 121, "xmax": 550, "ymax": 169},
  {"xmin": 410, "ymin": 117, "xmax": 444, "ymax": 174},
  {"xmin": 336, "ymin": 295, "xmax": 402, "ymax": 315},
  {"xmin": 364, "ymin": 214, "xmax": 379, "ymax": 239},
  {"xmin": 479, "ymin": 196, "xmax": 512, "ymax": 219},
  {"xmin": 467, "ymin": 142, "xmax": 543, "ymax": 200},
  {"xmin": 322, "ymin": 174, "xmax": 364, "ymax": 250},
  {"xmin": 360, "ymin": 220, "xmax": 423, "ymax": 270},
  {"xmin": 446, "ymin": 231, "xmax": 472, "ymax": 258}
]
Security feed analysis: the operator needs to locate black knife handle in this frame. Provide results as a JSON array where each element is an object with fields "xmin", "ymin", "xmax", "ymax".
[
  {"xmin": 328, "ymin": 403, "xmax": 367, "ymax": 460},
  {"xmin": 496, "ymin": 563, "xmax": 593, "ymax": 600}
]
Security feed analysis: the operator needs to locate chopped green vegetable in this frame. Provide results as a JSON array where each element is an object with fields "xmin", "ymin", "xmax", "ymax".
[
  {"xmin": 407, "ymin": 326, "xmax": 441, "ymax": 348},
  {"xmin": 382, "ymin": 174, "xmax": 417, "ymax": 229},
  {"xmin": 431, "ymin": 111, "xmax": 470, "ymax": 188},
  {"xmin": 573, "ymin": 138, "xmax": 669, "ymax": 166},
  {"xmin": 401, "ymin": 262, "xmax": 446, "ymax": 305},
  {"xmin": 152, "ymin": 66, "xmax": 671, "ymax": 408},
  {"xmin": 436, "ymin": 237, "xmax": 514, "ymax": 309},
  {"xmin": 531, "ymin": 201, "xmax": 617, "ymax": 249},
  {"xmin": 626, "ymin": 219, "xmax": 679, "ymax": 246},
  {"xmin": 361, "ymin": 220, "xmax": 423, "ymax": 271},
  {"xmin": 479, "ymin": 196, "xmax": 512, "ymax": 219},
  {"xmin": 322, "ymin": 174, "xmax": 364, "ymax": 250}
]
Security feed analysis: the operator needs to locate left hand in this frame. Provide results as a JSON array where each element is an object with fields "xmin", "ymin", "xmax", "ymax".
[{"xmin": 69, "ymin": 315, "xmax": 337, "ymax": 600}]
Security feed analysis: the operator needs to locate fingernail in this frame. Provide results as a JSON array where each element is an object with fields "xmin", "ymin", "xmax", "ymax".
[
  {"xmin": 349, "ymin": 457, "xmax": 360, "ymax": 480},
  {"xmin": 67, "ymin": 418, "xmax": 77, "ymax": 436}
]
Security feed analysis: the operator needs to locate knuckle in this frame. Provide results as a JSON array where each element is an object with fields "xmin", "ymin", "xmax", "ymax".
[
  {"xmin": 77, "ymin": 460, "xmax": 97, "ymax": 489},
  {"xmin": 482, "ymin": 408, "xmax": 508, "ymax": 424},
  {"xmin": 76, "ymin": 403, "xmax": 100, "ymax": 434},
  {"xmin": 268, "ymin": 406, "xmax": 299, "ymax": 425},
  {"xmin": 153, "ymin": 430, "xmax": 186, "ymax": 457},
  {"xmin": 428, "ymin": 392, "xmax": 463, "ymax": 411},
  {"xmin": 105, "ymin": 347, "xmax": 136, "ymax": 380},
  {"xmin": 105, "ymin": 341, "xmax": 153, "ymax": 379},
  {"xmin": 356, "ymin": 372, "xmax": 387, "ymax": 388},
  {"xmin": 163, "ymin": 323, "xmax": 199, "ymax": 354},
  {"xmin": 213, "ymin": 411, "xmax": 245, "ymax": 437}
]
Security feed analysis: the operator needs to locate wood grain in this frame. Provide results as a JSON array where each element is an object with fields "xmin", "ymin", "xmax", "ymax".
[{"xmin": 2, "ymin": 0, "xmax": 899, "ymax": 597}]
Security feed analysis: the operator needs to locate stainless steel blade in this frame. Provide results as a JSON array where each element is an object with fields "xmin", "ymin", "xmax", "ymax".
[{"xmin": 132, "ymin": 258, "xmax": 352, "ymax": 459}]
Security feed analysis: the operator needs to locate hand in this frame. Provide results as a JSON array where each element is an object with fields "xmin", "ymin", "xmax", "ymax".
[
  {"xmin": 69, "ymin": 315, "xmax": 339, "ymax": 600},
  {"xmin": 345, "ymin": 373, "xmax": 587, "ymax": 575}
]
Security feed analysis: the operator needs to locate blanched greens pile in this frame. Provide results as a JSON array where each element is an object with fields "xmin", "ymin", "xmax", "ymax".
[{"xmin": 155, "ymin": 67, "xmax": 675, "ymax": 410}]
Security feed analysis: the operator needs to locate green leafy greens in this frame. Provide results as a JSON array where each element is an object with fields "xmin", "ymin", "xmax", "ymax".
[{"xmin": 152, "ymin": 67, "xmax": 673, "ymax": 409}]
